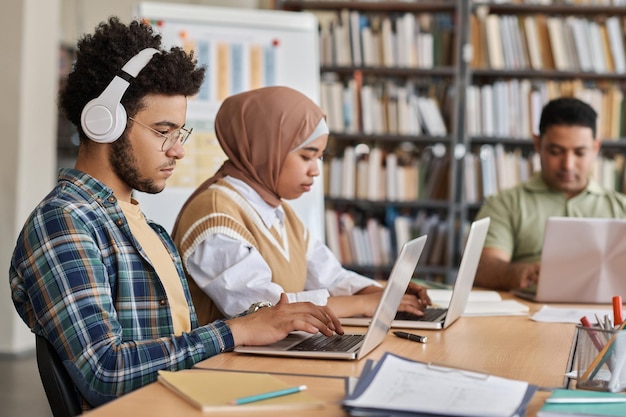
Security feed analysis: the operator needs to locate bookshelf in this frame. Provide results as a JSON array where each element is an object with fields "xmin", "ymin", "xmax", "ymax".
[
  {"xmin": 276, "ymin": 0, "xmax": 626, "ymax": 285},
  {"xmin": 275, "ymin": 0, "xmax": 465, "ymax": 283},
  {"xmin": 463, "ymin": 1, "xmax": 626, "ymax": 230}
]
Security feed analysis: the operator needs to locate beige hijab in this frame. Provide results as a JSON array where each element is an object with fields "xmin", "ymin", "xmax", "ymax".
[{"xmin": 172, "ymin": 86, "xmax": 326, "ymax": 236}]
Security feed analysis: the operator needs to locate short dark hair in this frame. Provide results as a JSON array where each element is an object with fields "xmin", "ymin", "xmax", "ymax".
[
  {"xmin": 59, "ymin": 17, "xmax": 205, "ymax": 142},
  {"xmin": 538, "ymin": 97, "xmax": 597, "ymax": 138}
]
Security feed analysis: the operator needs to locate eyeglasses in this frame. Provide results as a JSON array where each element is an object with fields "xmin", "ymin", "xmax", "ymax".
[{"xmin": 128, "ymin": 117, "xmax": 193, "ymax": 151}]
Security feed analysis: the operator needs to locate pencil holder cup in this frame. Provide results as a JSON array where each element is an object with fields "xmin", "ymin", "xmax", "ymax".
[{"xmin": 575, "ymin": 324, "xmax": 626, "ymax": 393}]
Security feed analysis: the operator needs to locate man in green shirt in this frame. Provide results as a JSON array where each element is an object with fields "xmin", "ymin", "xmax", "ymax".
[{"xmin": 474, "ymin": 97, "xmax": 626, "ymax": 290}]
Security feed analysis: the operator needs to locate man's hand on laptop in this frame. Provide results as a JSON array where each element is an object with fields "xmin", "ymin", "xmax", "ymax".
[
  {"xmin": 517, "ymin": 263, "xmax": 540, "ymax": 289},
  {"xmin": 227, "ymin": 293, "xmax": 344, "ymax": 346}
]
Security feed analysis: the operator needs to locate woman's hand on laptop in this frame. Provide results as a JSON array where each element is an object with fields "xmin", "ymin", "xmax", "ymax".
[
  {"xmin": 406, "ymin": 282, "xmax": 432, "ymax": 308},
  {"xmin": 227, "ymin": 293, "xmax": 344, "ymax": 346},
  {"xmin": 327, "ymin": 290, "xmax": 382, "ymax": 317},
  {"xmin": 326, "ymin": 282, "xmax": 431, "ymax": 318},
  {"xmin": 397, "ymin": 282, "xmax": 432, "ymax": 317}
]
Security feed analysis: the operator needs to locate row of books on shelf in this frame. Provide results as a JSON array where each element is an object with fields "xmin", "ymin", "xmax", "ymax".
[
  {"xmin": 324, "ymin": 208, "xmax": 448, "ymax": 268},
  {"xmin": 299, "ymin": 0, "xmax": 626, "ymax": 6},
  {"xmin": 464, "ymin": 143, "xmax": 626, "ymax": 203},
  {"xmin": 466, "ymin": 79, "xmax": 624, "ymax": 139},
  {"xmin": 471, "ymin": 12, "xmax": 626, "ymax": 73},
  {"xmin": 323, "ymin": 140, "xmax": 626, "ymax": 205},
  {"xmin": 324, "ymin": 144, "xmax": 449, "ymax": 201},
  {"xmin": 321, "ymin": 73, "xmax": 450, "ymax": 135},
  {"xmin": 315, "ymin": 9, "xmax": 455, "ymax": 68},
  {"xmin": 474, "ymin": 0, "xmax": 626, "ymax": 6}
]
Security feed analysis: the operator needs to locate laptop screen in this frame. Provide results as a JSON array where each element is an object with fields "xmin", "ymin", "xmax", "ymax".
[{"xmin": 536, "ymin": 217, "xmax": 626, "ymax": 303}]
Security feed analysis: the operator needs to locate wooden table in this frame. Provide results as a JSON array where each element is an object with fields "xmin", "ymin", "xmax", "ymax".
[
  {"xmin": 84, "ymin": 372, "xmax": 348, "ymax": 417},
  {"xmin": 85, "ymin": 300, "xmax": 585, "ymax": 417}
]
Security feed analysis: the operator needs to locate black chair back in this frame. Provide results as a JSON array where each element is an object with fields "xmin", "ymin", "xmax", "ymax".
[{"xmin": 35, "ymin": 334, "xmax": 82, "ymax": 417}]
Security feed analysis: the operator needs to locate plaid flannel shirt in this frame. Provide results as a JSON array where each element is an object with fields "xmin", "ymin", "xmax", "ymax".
[{"xmin": 10, "ymin": 168, "xmax": 234, "ymax": 409}]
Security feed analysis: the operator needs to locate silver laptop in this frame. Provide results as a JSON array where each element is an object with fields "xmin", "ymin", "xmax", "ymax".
[
  {"xmin": 513, "ymin": 217, "xmax": 626, "ymax": 303},
  {"xmin": 234, "ymin": 235, "xmax": 427, "ymax": 360},
  {"xmin": 341, "ymin": 217, "xmax": 490, "ymax": 330}
]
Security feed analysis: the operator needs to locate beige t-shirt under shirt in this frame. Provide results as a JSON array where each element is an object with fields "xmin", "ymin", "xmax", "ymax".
[{"xmin": 119, "ymin": 199, "xmax": 191, "ymax": 335}]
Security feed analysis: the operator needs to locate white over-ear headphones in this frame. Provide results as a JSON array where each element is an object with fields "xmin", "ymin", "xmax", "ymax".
[{"xmin": 80, "ymin": 48, "xmax": 159, "ymax": 143}]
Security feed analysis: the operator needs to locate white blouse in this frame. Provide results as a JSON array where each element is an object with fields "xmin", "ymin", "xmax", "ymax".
[{"xmin": 184, "ymin": 176, "xmax": 379, "ymax": 317}]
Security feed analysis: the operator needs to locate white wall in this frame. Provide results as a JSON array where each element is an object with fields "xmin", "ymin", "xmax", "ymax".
[{"xmin": 1, "ymin": 0, "xmax": 60, "ymax": 355}]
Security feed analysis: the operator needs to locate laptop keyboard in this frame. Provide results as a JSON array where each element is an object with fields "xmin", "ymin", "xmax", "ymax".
[
  {"xmin": 288, "ymin": 333, "xmax": 364, "ymax": 352},
  {"xmin": 395, "ymin": 307, "xmax": 447, "ymax": 322}
]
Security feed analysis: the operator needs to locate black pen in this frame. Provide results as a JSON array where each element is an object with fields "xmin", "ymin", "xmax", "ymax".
[{"xmin": 393, "ymin": 331, "xmax": 427, "ymax": 344}]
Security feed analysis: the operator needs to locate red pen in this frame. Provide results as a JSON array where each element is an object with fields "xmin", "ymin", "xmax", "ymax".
[
  {"xmin": 580, "ymin": 316, "xmax": 604, "ymax": 352},
  {"xmin": 613, "ymin": 296, "xmax": 623, "ymax": 326}
]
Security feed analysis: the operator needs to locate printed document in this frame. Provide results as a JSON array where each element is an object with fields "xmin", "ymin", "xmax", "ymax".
[{"xmin": 343, "ymin": 352, "xmax": 535, "ymax": 417}]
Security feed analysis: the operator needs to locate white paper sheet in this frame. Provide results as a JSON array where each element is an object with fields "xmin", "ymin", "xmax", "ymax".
[
  {"xmin": 344, "ymin": 353, "xmax": 530, "ymax": 417},
  {"xmin": 463, "ymin": 299, "xmax": 529, "ymax": 316},
  {"xmin": 531, "ymin": 305, "xmax": 613, "ymax": 323},
  {"xmin": 429, "ymin": 289, "xmax": 529, "ymax": 316},
  {"xmin": 428, "ymin": 289, "xmax": 502, "ymax": 305}
]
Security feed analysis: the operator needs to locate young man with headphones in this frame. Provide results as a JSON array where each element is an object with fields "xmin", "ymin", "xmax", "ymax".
[{"xmin": 9, "ymin": 17, "xmax": 342, "ymax": 411}]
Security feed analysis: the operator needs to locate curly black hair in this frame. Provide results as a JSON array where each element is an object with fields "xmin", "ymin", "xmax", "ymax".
[{"xmin": 60, "ymin": 17, "xmax": 205, "ymax": 142}]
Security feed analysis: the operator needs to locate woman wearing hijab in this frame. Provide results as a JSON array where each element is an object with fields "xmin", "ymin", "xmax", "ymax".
[{"xmin": 172, "ymin": 86, "xmax": 430, "ymax": 325}]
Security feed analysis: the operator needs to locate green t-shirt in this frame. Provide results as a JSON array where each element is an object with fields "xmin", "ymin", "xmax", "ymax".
[{"xmin": 476, "ymin": 172, "xmax": 626, "ymax": 263}]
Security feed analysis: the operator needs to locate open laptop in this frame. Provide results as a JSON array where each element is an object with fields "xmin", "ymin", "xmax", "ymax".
[
  {"xmin": 234, "ymin": 235, "xmax": 427, "ymax": 360},
  {"xmin": 513, "ymin": 217, "xmax": 626, "ymax": 303},
  {"xmin": 341, "ymin": 217, "xmax": 490, "ymax": 330}
]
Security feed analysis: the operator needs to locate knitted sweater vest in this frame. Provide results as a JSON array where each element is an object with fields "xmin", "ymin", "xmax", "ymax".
[{"xmin": 173, "ymin": 179, "xmax": 309, "ymax": 325}]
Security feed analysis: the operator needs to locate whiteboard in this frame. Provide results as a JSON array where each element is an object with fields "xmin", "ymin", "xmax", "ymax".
[{"xmin": 133, "ymin": 3, "xmax": 324, "ymax": 242}]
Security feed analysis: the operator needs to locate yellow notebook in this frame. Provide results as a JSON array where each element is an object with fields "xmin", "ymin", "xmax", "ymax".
[{"xmin": 157, "ymin": 369, "xmax": 325, "ymax": 412}]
